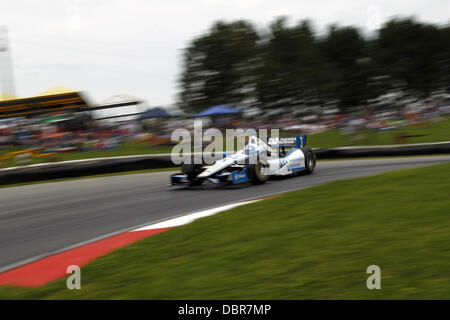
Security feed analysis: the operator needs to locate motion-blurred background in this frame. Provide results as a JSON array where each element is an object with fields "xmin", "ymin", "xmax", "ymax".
[{"xmin": 0, "ymin": 1, "xmax": 449, "ymax": 167}]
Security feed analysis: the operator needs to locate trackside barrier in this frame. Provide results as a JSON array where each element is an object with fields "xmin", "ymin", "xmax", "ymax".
[
  {"xmin": 0, "ymin": 155, "xmax": 174, "ymax": 186},
  {"xmin": 0, "ymin": 142, "xmax": 449, "ymax": 186}
]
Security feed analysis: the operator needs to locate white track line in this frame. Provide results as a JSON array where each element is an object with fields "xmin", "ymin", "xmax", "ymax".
[{"xmin": 133, "ymin": 200, "xmax": 259, "ymax": 231}]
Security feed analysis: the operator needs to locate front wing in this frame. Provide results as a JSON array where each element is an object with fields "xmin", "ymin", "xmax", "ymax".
[{"xmin": 170, "ymin": 167, "xmax": 250, "ymax": 186}]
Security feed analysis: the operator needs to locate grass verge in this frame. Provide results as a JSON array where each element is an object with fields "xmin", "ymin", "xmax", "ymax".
[
  {"xmin": 1, "ymin": 162, "xmax": 450, "ymax": 299},
  {"xmin": 0, "ymin": 142, "xmax": 173, "ymax": 168},
  {"xmin": 305, "ymin": 116, "xmax": 450, "ymax": 148}
]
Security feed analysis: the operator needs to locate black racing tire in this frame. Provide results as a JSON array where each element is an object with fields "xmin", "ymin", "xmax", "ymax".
[
  {"xmin": 181, "ymin": 163, "xmax": 204, "ymax": 186},
  {"xmin": 302, "ymin": 148, "xmax": 316, "ymax": 174},
  {"xmin": 247, "ymin": 158, "xmax": 270, "ymax": 184}
]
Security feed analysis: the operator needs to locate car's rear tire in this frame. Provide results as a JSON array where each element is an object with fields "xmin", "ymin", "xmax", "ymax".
[
  {"xmin": 247, "ymin": 158, "xmax": 269, "ymax": 184},
  {"xmin": 302, "ymin": 148, "xmax": 316, "ymax": 174}
]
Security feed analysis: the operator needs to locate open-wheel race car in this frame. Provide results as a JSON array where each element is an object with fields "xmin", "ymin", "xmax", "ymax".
[{"xmin": 170, "ymin": 134, "xmax": 316, "ymax": 187}]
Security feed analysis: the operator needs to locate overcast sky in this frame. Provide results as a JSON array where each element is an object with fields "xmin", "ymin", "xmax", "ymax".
[{"xmin": 1, "ymin": 0, "xmax": 449, "ymax": 106}]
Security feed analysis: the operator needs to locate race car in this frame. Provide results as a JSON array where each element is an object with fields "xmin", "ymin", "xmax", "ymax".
[{"xmin": 170, "ymin": 134, "xmax": 316, "ymax": 186}]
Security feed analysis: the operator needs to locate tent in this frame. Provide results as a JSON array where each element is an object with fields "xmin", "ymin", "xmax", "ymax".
[
  {"xmin": 194, "ymin": 105, "xmax": 242, "ymax": 117},
  {"xmin": 139, "ymin": 107, "xmax": 173, "ymax": 120}
]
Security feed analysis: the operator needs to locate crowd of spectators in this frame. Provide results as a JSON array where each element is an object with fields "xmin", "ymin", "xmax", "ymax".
[
  {"xmin": 0, "ymin": 114, "xmax": 143, "ymax": 153},
  {"xmin": 1, "ymin": 98, "xmax": 449, "ymax": 159}
]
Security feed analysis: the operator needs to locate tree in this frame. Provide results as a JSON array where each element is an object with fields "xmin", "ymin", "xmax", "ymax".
[
  {"xmin": 321, "ymin": 25, "xmax": 370, "ymax": 111},
  {"xmin": 178, "ymin": 17, "xmax": 450, "ymax": 115},
  {"xmin": 178, "ymin": 21, "xmax": 259, "ymax": 113},
  {"xmin": 375, "ymin": 18, "xmax": 445, "ymax": 97},
  {"xmin": 434, "ymin": 26, "xmax": 450, "ymax": 93},
  {"xmin": 256, "ymin": 18, "xmax": 324, "ymax": 110}
]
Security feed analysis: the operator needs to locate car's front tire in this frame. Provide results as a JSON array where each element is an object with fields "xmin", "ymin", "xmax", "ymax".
[
  {"xmin": 181, "ymin": 163, "xmax": 204, "ymax": 186},
  {"xmin": 247, "ymin": 158, "xmax": 270, "ymax": 184}
]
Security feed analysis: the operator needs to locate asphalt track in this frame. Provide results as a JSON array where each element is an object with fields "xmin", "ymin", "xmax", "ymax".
[{"xmin": 1, "ymin": 156, "xmax": 450, "ymax": 272}]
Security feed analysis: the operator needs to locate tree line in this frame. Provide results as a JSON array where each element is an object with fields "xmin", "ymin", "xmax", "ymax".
[{"xmin": 178, "ymin": 17, "xmax": 450, "ymax": 114}]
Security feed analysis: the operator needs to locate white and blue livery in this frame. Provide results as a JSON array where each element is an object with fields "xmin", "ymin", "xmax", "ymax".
[{"xmin": 170, "ymin": 134, "xmax": 316, "ymax": 186}]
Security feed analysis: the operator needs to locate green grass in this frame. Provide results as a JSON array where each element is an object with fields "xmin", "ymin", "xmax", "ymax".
[
  {"xmin": 1, "ymin": 162, "xmax": 450, "ymax": 299},
  {"xmin": 0, "ymin": 142, "xmax": 173, "ymax": 168},
  {"xmin": 305, "ymin": 116, "xmax": 450, "ymax": 148},
  {"xmin": 59, "ymin": 142, "xmax": 173, "ymax": 160}
]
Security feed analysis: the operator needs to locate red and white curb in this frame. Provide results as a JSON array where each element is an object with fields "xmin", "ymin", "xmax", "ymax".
[{"xmin": 0, "ymin": 200, "xmax": 259, "ymax": 287}]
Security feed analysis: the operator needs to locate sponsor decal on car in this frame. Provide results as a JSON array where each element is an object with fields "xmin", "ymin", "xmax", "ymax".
[
  {"xmin": 279, "ymin": 159, "xmax": 289, "ymax": 168},
  {"xmin": 232, "ymin": 168, "xmax": 249, "ymax": 183}
]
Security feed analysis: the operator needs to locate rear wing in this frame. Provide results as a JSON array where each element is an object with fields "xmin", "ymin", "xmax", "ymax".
[{"xmin": 268, "ymin": 135, "xmax": 307, "ymax": 148}]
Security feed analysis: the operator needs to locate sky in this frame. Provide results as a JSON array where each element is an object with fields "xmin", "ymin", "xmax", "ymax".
[{"xmin": 0, "ymin": 0, "xmax": 449, "ymax": 107}]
